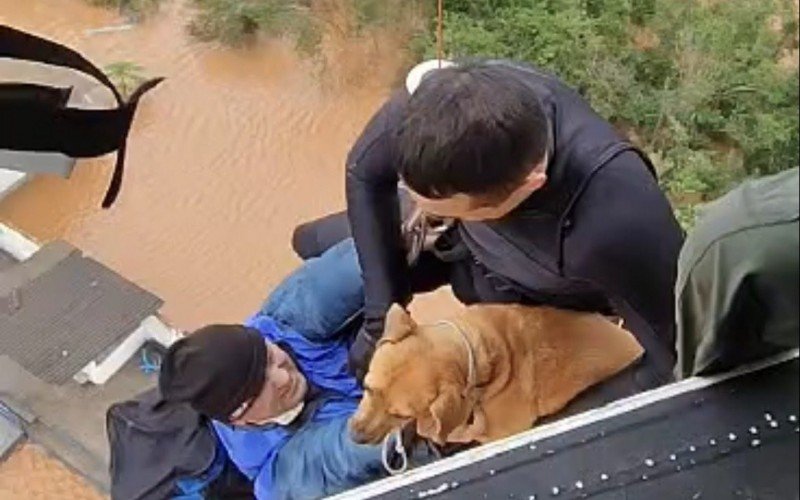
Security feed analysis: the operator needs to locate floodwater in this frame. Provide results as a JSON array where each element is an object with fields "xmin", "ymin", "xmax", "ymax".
[{"xmin": 0, "ymin": 0, "xmax": 457, "ymax": 330}]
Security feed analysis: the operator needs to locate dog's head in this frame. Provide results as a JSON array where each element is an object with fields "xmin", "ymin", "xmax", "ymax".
[{"xmin": 350, "ymin": 304, "xmax": 473, "ymax": 446}]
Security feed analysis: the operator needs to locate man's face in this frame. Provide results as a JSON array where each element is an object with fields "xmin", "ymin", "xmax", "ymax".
[
  {"xmin": 406, "ymin": 158, "xmax": 548, "ymax": 221},
  {"xmin": 230, "ymin": 342, "xmax": 308, "ymax": 426}
]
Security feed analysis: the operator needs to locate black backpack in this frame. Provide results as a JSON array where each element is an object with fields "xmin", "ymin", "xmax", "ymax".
[
  {"xmin": 106, "ymin": 388, "xmax": 219, "ymax": 500},
  {"xmin": 106, "ymin": 387, "xmax": 256, "ymax": 500}
]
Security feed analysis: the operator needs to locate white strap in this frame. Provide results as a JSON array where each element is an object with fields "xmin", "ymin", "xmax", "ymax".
[
  {"xmin": 434, "ymin": 320, "xmax": 477, "ymax": 396},
  {"xmin": 381, "ymin": 428, "xmax": 408, "ymax": 475}
]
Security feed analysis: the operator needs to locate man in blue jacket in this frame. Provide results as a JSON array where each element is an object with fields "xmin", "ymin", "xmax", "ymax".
[{"xmin": 159, "ymin": 239, "xmax": 429, "ymax": 500}]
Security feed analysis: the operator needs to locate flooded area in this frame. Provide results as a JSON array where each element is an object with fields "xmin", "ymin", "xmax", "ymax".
[
  {"xmin": 0, "ymin": 445, "xmax": 103, "ymax": 499},
  {"xmin": 0, "ymin": 0, "xmax": 450, "ymax": 330}
]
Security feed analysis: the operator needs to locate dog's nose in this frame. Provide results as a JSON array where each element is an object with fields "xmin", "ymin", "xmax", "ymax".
[
  {"xmin": 350, "ymin": 427, "xmax": 372, "ymax": 445},
  {"xmin": 351, "ymin": 430, "xmax": 369, "ymax": 444},
  {"xmin": 349, "ymin": 417, "xmax": 369, "ymax": 444},
  {"xmin": 349, "ymin": 416, "xmax": 387, "ymax": 445}
]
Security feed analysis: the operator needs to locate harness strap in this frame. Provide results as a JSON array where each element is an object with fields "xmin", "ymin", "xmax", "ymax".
[{"xmin": 434, "ymin": 320, "xmax": 478, "ymax": 401}]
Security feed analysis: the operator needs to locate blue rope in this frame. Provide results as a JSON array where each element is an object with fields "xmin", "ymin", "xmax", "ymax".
[{"xmin": 139, "ymin": 349, "xmax": 162, "ymax": 375}]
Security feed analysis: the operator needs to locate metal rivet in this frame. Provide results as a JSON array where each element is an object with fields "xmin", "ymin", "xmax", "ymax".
[
  {"xmin": 728, "ymin": 433, "xmax": 737, "ymax": 441},
  {"xmin": 575, "ymin": 481, "xmax": 584, "ymax": 489},
  {"xmin": 451, "ymin": 482, "xmax": 459, "ymax": 489},
  {"xmin": 600, "ymin": 473, "xmax": 609, "ymax": 481},
  {"xmin": 709, "ymin": 439, "xmax": 717, "ymax": 446},
  {"xmin": 551, "ymin": 486, "xmax": 560, "ymax": 496},
  {"xmin": 749, "ymin": 426, "xmax": 759, "ymax": 435},
  {"xmin": 689, "ymin": 445, "xmax": 697, "ymax": 452},
  {"xmin": 769, "ymin": 421, "xmax": 779, "ymax": 429},
  {"xmin": 789, "ymin": 415, "xmax": 797, "ymax": 423},
  {"xmin": 61, "ymin": 350, "xmax": 69, "ymax": 357},
  {"xmin": 546, "ymin": 450, "xmax": 555, "ymax": 456},
  {"xmin": 529, "ymin": 444, "xmax": 537, "ymax": 451},
  {"xmin": 489, "ymin": 470, "xmax": 496, "ymax": 476},
  {"xmin": 529, "ymin": 496, "xmax": 536, "ymax": 500},
  {"xmin": 641, "ymin": 475, "xmax": 649, "ymax": 481},
  {"xmin": 644, "ymin": 458, "xmax": 655, "ymax": 467},
  {"xmin": 669, "ymin": 454, "xmax": 677, "ymax": 461},
  {"xmin": 765, "ymin": 413, "xmax": 774, "ymax": 421},
  {"xmin": 751, "ymin": 439, "xmax": 761, "ymax": 447}
]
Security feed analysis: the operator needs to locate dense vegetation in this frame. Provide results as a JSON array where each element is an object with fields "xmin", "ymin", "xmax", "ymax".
[
  {"xmin": 187, "ymin": 0, "xmax": 320, "ymax": 49},
  {"xmin": 187, "ymin": 0, "xmax": 423, "ymax": 53},
  {"xmin": 86, "ymin": 0, "xmax": 798, "ymax": 226},
  {"xmin": 103, "ymin": 61, "xmax": 147, "ymax": 99},
  {"xmin": 415, "ymin": 0, "xmax": 799, "ymax": 226},
  {"xmin": 88, "ymin": 0, "xmax": 162, "ymax": 19}
]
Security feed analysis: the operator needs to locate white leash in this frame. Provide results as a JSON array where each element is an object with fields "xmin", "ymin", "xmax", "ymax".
[
  {"xmin": 381, "ymin": 428, "xmax": 408, "ymax": 475},
  {"xmin": 435, "ymin": 319, "xmax": 477, "ymax": 396}
]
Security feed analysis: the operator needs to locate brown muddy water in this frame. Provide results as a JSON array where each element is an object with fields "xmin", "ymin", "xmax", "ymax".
[{"xmin": 0, "ymin": 0, "xmax": 459, "ymax": 330}]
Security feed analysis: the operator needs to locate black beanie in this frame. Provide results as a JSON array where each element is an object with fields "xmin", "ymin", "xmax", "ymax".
[{"xmin": 158, "ymin": 324, "xmax": 267, "ymax": 421}]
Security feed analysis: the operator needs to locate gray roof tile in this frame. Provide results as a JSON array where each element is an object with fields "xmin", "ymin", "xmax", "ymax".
[{"xmin": 0, "ymin": 244, "xmax": 162, "ymax": 384}]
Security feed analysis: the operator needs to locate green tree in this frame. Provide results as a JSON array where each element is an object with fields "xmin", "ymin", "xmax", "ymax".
[
  {"xmin": 88, "ymin": 0, "xmax": 162, "ymax": 18},
  {"xmin": 187, "ymin": 0, "xmax": 424, "ymax": 54},
  {"xmin": 103, "ymin": 61, "xmax": 146, "ymax": 99},
  {"xmin": 417, "ymin": 0, "xmax": 799, "ymax": 227}
]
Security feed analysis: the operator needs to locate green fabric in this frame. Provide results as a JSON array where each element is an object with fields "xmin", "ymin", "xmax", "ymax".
[{"xmin": 675, "ymin": 168, "xmax": 800, "ymax": 378}]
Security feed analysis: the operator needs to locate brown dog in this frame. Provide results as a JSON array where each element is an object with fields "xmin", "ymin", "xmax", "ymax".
[{"xmin": 350, "ymin": 303, "xmax": 643, "ymax": 446}]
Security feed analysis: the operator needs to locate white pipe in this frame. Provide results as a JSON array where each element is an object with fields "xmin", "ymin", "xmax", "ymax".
[{"xmin": 0, "ymin": 222, "xmax": 40, "ymax": 261}]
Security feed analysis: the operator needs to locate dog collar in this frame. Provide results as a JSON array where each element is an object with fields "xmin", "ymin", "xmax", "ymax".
[{"xmin": 435, "ymin": 320, "xmax": 478, "ymax": 399}]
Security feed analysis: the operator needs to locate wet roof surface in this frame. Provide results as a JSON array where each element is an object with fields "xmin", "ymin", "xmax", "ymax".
[{"xmin": 0, "ymin": 249, "xmax": 16, "ymax": 273}]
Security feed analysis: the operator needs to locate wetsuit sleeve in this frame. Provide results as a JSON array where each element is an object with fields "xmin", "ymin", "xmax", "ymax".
[
  {"xmin": 345, "ymin": 91, "xmax": 411, "ymax": 338},
  {"xmin": 564, "ymin": 151, "xmax": 685, "ymax": 382}
]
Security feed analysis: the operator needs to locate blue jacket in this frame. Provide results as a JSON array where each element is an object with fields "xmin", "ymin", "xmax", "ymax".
[{"xmin": 212, "ymin": 240, "xmax": 388, "ymax": 499}]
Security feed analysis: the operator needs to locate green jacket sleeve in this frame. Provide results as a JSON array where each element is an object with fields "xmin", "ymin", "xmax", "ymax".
[{"xmin": 675, "ymin": 168, "xmax": 800, "ymax": 378}]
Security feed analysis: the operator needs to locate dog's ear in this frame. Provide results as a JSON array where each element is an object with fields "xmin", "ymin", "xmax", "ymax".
[
  {"xmin": 380, "ymin": 303, "xmax": 417, "ymax": 345},
  {"xmin": 416, "ymin": 385, "xmax": 470, "ymax": 445}
]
